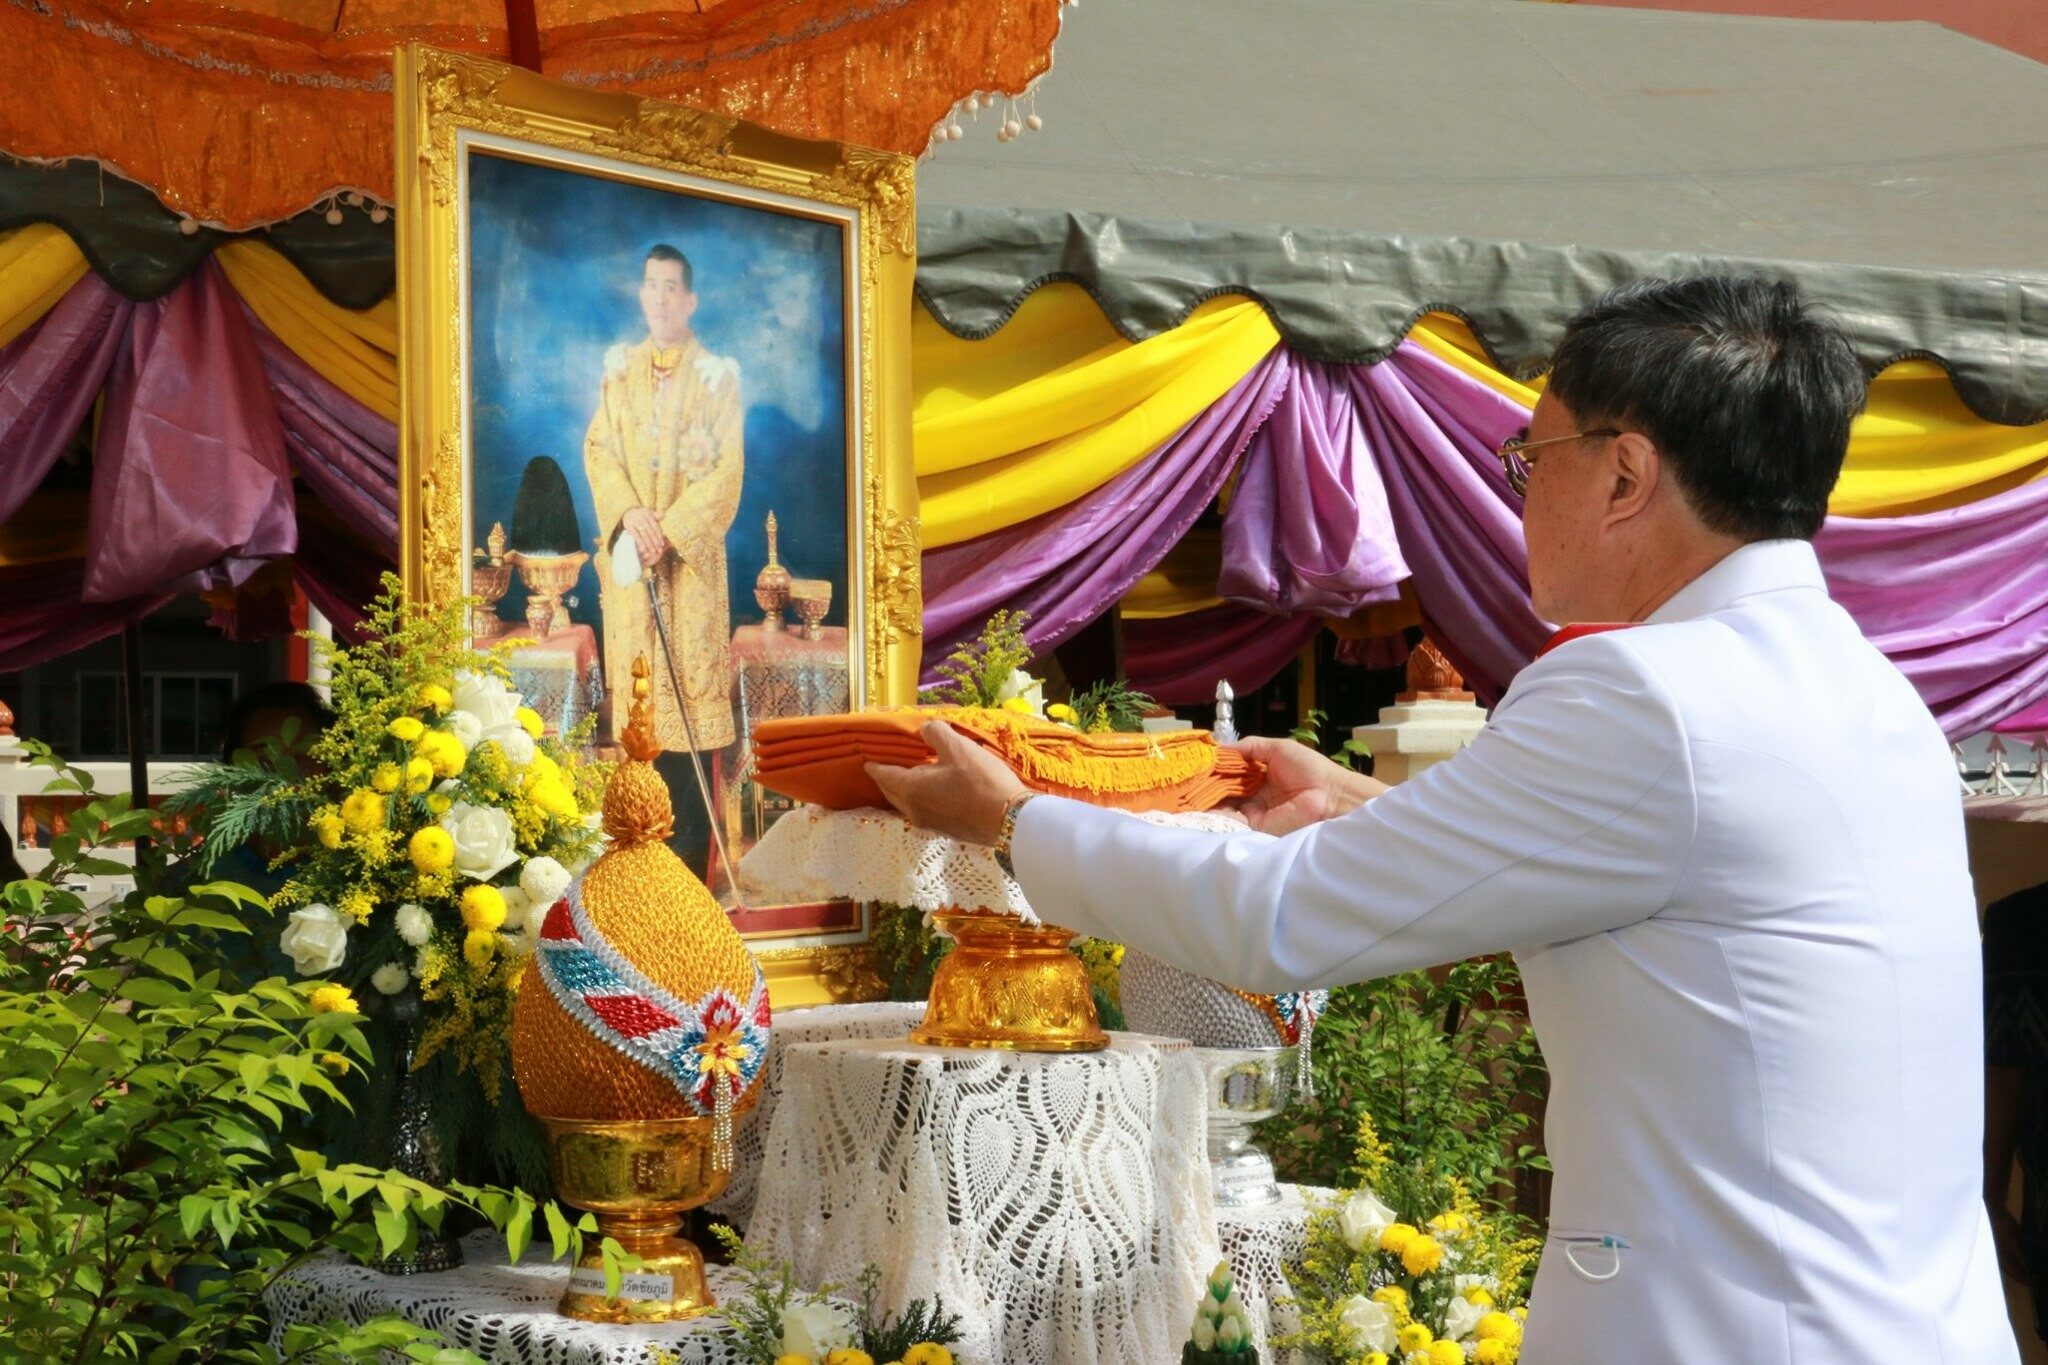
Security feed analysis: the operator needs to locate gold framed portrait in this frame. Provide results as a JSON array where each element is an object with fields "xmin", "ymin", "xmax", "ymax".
[{"xmin": 394, "ymin": 44, "xmax": 920, "ymax": 1008}]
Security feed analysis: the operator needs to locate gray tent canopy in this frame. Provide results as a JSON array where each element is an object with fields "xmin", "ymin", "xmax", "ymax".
[{"xmin": 913, "ymin": 0, "xmax": 2048, "ymax": 425}]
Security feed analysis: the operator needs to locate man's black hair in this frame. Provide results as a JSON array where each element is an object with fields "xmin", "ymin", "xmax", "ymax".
[
  {"xmin": 644, "ymin": 243, "xmax": 693, "ymax": 292},
  {"xmin": 1547, "ymin": 276, "xmax": 1867, "ymax": 541}
]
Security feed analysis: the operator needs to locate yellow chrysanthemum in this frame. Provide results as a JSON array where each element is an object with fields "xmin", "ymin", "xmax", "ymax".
[
  {"xmin": 1000, "ymin": 696, "xmax": 1035, "ymax": 714},
  {"xmin": 1429, "ymin": 1211, "xmax": 1471, "ymax": 1238},
  {"xmin": 463, "ymin": 928, "xmax": 497, "ymax": 970},
  {"xmin": 419, "ymin": 683, "xmax": 454, "ymax": 714},
  {"xmin": 515, "ymin": 706, "xmax": 545, "ymax": 739},
  {"xmin": 1046, "ymin": 702, "xmax": 1078, "ymax": 724},
  {"xmin": 1396, "ymin": 1323, "xmax": 1434, "ymax": 1354},
  {"xmin": 1473, "ymin": 1342, "xmax": 1515, "ymax": 1365},
  {"xmin": 1378, "ymin": 1223, "xmax": 1420, "ymax": 1256},
  {"xmin": 1401, "ymin": 1234, "xmax": 1444, "ymax": 1276},
  {"xmin": 524, "ymin": 753, "xmax": 562, "ymax": 789},
  {"xmin": 388, "ymin": 716, "xmax": 425, "ymax": 742},
  {"xmin": 527, "ymin": 777, "xmax": 578, "ymax": 820},
  {"xmin": 901, "ymin": 1347, "xmax": 953, "ymax": 1365},
  {"xmin": 1372, "ymin": 1286, "xmax": 1409, "ymax": 1311},
  {"xmin": 340, "ymin": 789, "xmax": 386, "ymax": 834},
  {"xmin": 318, "ymin": 1051, "xmax": 351, "ymax": 1075},
  {"xmin": 311, "ymin": 808, "xmax": 345, "ymax": 850},
  {"xmin": 409, "ymin": 825, "xmax": 455, "ymax": 874},
  {"xmin": 308, "ymin": 984, "xmax": 359, "ymax": 1014},
  {"xmin": 1464, "ymin": 1287, "xmax": 1495, "ymax": 1307},
  {"xmin": 1364, "ymin": 1355, "xmax": 1389, "ymax": 1365},
  {"xmin": 416, "ymin": 729, "xmax": 467, "ymax": 779},
  {"xmin": 772, "ymin": 1357, "xmax": 810, "ymax": 1365},
  {"xmin": 460, "ymin": 884, "xmax": 507, "ymax": 932},
  {"xmin": 371, "ymin": 763, "xmax": 402, "ymax": 794},
  {"xmin": 824, "ymin": 1351, "xmax": 875, "ymax": 1365},
  {"xmin": 426, "ymin": 792, "xmax": 454, "ymax": 816},
  {"xmin": 1426, "ymin": 1342, "xmax": 1464, "ymax": 1365},
  {"xmin": 405, "ymin": 757, "xmax": 435, "ymax": 793},
  {"xmin": 1474, "ymin": 1312, "xmax": 1521, "ymax": 1344}
]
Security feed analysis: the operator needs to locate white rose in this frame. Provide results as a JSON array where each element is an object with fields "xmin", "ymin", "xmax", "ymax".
[
  {"xmin": 1337, "ymin": 1188, "xmax": 1398, "ymax": 1251},
  {"xmin": 441, "ymin": 802, "xmax": 519, "ymax": 881},
  {"xmin": 371, "ymin": 962, "xmax": 411, "ymax": 995},
  {"xmin": 394, "ymin": 902, "xmax": 434, "ymax": 946},
  {"xmin": 451, "ymin": 669, "xmax": 520, "ymax": 733},
  {"xmin": 994, "ymin": 667, "xmax": 1045, "ymax": 717},
  {"xmin": 1444, "ymin": 1292, "xmax": 1487, "ymax": 1343},
  {"xmin": 445, "ymin": 709, "xmax": 483, "ymax": 751},
  {"xmin": 485, "ymin": 724, "xmax": 535, "ymax": 769},
  {"xmin": 519, "ymin": 856, "xmax": 571, "ymax": 910},
  {"xmin": 778, "ymin": 1300, "xmax": 856, "ymax": 1360},
  {"xmin": 279, "ymin": 904, "xmax": 349, "ymax": 976},
  {"xmin": 1336, "ymin": 1295, "xmax": 1397, "ymax": 1355}
]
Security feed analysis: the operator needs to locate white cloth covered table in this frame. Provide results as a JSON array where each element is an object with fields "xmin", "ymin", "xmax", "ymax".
[
  {"xmin": 745, "ymin": 1033, "xmax": 1219, "ymax": 1365},
  {"xmin": 713, "ymin": 999, "xmax": 930, "ymax": 1228},
  {"xmin": 1215, "ymin": 1183, "xmax": 1333, "ymax": 1360},
  {"xmin": 266, "ymin": 1229, "xmax": 765, "ymax": 1365}
]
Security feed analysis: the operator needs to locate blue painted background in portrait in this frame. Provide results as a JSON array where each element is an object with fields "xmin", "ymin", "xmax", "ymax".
[{"xmin": 466, "ymin": 151, "xmax": 849, "ymax": 651}]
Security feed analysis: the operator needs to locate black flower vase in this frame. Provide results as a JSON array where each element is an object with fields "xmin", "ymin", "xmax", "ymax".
[
  {"xmin": 372, "ymin": 990, "xmax": 464, "ymax": 1275},
  {"xmin": 1182, "ymin": 1348, "xmax": 1260, "ymax": 1365}
]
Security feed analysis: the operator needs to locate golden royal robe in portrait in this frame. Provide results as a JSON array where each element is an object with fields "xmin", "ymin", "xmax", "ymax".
[{"xmin": 585, "ymin": 335, "xmax": 742, "ymax": 752}]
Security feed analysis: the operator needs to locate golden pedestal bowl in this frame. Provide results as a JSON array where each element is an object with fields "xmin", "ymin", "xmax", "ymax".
[
  {"xmin": 506, "ymin": 549, "xmax": 590, "ymax": 637},
  {"xmin": 537, "ymin": 1115, "xmax": 729, "ymax": 1324},
  {"xmin": 910, "ymin": 910, "xmax": 1110, "ymax": 1053}
]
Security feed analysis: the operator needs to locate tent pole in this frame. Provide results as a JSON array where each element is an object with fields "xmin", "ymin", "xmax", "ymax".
[
  {"xmin": 122, "ymin": 621, "xmax": 150, "ymax": 859},
  {"xmin": 505, "ymin": 0, "xmax": 541, "ymax": 71}
]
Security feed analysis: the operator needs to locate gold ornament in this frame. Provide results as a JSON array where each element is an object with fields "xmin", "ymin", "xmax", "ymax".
[
  {"xmin": 512, "ymin": 656, "xmax": 770, "ymax": 1321},
  {"xmin": 911, "ymin": 911, "xmax": 1109, "ymax": 1053}
]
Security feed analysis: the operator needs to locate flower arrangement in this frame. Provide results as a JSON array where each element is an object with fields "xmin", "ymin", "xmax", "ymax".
[
  {"xmin": 920, "ymin": 610, "xmax": 1158, "ymax": 734},
  {"xmin": 1280, "ymin": 1115, "xmax": 1539, "ymax": 1365},
  {"xmin": 714, "ymin": 1228, "xmax": 963, "ymax": 1365},
  {"xmin": 175, "ymin": 577, "xmax": 605, "ymax": 1093}
]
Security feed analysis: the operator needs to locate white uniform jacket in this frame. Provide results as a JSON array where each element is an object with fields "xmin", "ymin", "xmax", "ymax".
[{"xmin": 1012, "ymin": 539, "xmax": 2017, "ymax": 1364}]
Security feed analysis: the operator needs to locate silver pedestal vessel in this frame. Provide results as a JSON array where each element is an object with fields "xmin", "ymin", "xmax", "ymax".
[{"xmin": 1195, "ymin": 1045, "xmax": 1295, "ymax": 1208}]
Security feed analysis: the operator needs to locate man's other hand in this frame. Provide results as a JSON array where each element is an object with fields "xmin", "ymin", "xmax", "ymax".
[
  {"xmin": 866, "ymin": 721, "xmax": 1028, "ymax": 846},
  {"xmin": 1233, "ymin": 735, "xmax": 1384, "ymax": 836},
  {"xmin": 622, "ymin": 508, "xmax": 667, "ymax": 568}
]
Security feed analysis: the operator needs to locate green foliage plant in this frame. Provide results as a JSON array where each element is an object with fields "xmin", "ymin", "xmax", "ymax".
[
  {"xmin": 0, "ymin": 744, "xmax": 622, "ymax": 1362},
  {"xmin": 919, "ymin": 609, "xmax": 1035, "ymax": 708}
]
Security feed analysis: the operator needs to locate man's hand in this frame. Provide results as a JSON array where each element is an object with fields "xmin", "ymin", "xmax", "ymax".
[
  {"xmin": 1234, "ymin": 735, "xmax": 1386, "ymax": 836},
  {"xmin": 865, "ymin": 721, "xmax": 1028, "ymax": 845},
  {"xmin": 622, "ymin": 508, "xmax": 667, "ymax": 568}
]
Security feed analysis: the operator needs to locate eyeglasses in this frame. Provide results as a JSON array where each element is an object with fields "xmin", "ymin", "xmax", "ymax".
[{"xmin": 1497, "ymin": 427, "xmax": 1621, "ymax": 497}]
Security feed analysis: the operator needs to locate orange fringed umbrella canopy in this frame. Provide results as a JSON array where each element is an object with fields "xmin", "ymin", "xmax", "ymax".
[{"xmin": 0, "ymin": 0, "xmax": 1066, "ymax": 230}]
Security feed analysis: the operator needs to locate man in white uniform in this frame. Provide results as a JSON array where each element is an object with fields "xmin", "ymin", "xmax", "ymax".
[{"xmin": 870, "ymin": 278, "xmax": 2018, "ymax": 1363}]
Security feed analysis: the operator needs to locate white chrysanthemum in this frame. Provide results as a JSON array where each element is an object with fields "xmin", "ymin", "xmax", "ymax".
[
  {"xmin": 519, "ymin": 856, "xmax": 571, "ymax": 910},
  {"xmin": 500, "ymin": 930, "xmax": 535, "ymax": 959},
  {"xmin": 486, "ymin": 725, "xmax": 535, "ymax": 769},
  {"xmin": 370, "ymin": 962, "xmax": 411, "ymax": 995},
  {"xmin": 445, "ymin": 709, "xmax": 483, "ymax": 750},
  {"xmin": 394, "ymin": 902, "xmax": 434, "ymax": 947}
]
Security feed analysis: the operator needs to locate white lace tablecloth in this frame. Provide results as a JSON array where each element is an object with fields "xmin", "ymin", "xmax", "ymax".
[
  {"xmin": 740, "ymin": 806, "xmax": 1249, "ymax": 923},
  {"xmin": 745, "ymin": 1033, "xmax": 1220, "ymax": 1365},
  {"xmin": 713, "ymin": 999, "xmax": 930, "ymax": 1229},
  {"xmin": 1216, "ymin": 1184, "xmax": 1334, "ymax": 1361},
  {"xmin": 266, "ymin": 1229, "xmax": 763, "ymax": 1365}
]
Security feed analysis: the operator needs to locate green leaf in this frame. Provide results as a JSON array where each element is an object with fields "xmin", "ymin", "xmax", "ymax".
[
  {"xmin": 374, "ymin": 1204, "xmax": 409, "ymax": 1259},
  {"xmin": 188, "ymin": 881, "xmax": 271, "ymax": 909},
  {"xmin": 141, "ymin": 946, "xmax": 195, "ymax": 985},
  {"xmin": 178, "ymin": 1196, "xmax": 211, "ymax": 1240},
  {"xmin": 543, "ymin": 1201, "xmax": 572, "ymax": 1260},
  {"xmin": 505, "ymin": 1202, "xmax": 533, "ymax": 1265}
]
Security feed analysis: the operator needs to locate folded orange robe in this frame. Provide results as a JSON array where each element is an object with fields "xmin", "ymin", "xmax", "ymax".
[{"xmin": 751, "ymin": 707, "xmax": 1265, "ymax": 814}]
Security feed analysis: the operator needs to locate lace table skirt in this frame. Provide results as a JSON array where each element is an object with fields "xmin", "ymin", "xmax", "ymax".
[
  {"xmin": 1216, "ymin": 1183, "xmax": 1335, "ymax": 1360},
  {"xmin": 714, "ymin": 999, "xmax": 930, "ymax": 1229},
  {"xmin": 266, "ymin": 1229, "xmax": 762, "ymax": 1365},
  {"xmin": 745, "ymin": 1034, "xmax": 1220, "ymax": 1365}
]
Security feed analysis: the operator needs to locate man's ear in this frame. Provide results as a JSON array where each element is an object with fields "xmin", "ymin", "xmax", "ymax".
[{"xmin": 1602, "ymin": 432, "xmax": 1659, "ymax": 528}]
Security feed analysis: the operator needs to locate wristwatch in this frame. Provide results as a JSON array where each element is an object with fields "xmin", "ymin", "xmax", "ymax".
[{"xmin": 991, "ymin": 791, "xmax": 1039, "ymax": 880}]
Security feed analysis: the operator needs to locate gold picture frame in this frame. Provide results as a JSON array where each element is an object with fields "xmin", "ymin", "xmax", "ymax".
[{"xmin": 394, "ymin": 44, "xmax": 919, "ymax": 1009}]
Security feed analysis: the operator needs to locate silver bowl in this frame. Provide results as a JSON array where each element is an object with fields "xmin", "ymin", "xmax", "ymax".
[{"xmin": 1196, "ymin": 1045, "xmax": 1296, "ymax": 1208}]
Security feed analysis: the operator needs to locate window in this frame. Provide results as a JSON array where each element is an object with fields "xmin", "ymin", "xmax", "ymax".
[{"xmin": 67, "ymin": 673, "xmax": 239, "ymax": 761}]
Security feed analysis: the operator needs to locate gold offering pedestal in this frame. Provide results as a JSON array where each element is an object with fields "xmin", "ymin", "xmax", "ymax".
[
  {"xmin": 910, "ymin": 910, "xmax": 1110, "ymax": 1053},
  {"xmin": 538, "ymin": 1115, "xmax": 729, "ymax": 1324}
]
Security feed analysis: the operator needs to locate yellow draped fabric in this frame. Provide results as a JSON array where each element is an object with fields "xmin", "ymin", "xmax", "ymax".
[
  {"xmin": 0, "ymin": 224, "xmax": 89, "ymax": 350},
  {"xmin": 911, "ymin": 284, "xmax": 1283, "ymax": 546},
  {"xmin": 215, "ymin": 242, "xmax": 399, "ymax": 421},
  {"xmin": 1120, "ymin": 527, "xmax": 1226, "ymax": 619},
  {"xmin": 0, "ymin": 490, "xmax": 89, "ymax": 566},
  {"xmin": 1407, "ymin": 314, "xmax": 2048, "ymax": 517}
]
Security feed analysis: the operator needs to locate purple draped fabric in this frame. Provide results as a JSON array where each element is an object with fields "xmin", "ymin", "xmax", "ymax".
[
  {"xmin": 0, "ymin": 558, "xmax": 170, "ymax": 671},
  {"xmin": 920, "ymin": 351, "xmax": 1289, "ymax": 677},
  {"xmin": 0, "ymin": 274, "xmax": 132, "ymax": 524},
  {"xmin": 1220, "ymin": 357, "xmax": 1407, "ymax": 615},
  {"xmin": 1125, "ymin": 604, "xmax": 1324, "ymax": 707},
  {"xmin": 247, "ymin": 312, "xmax": 399, "ymax": 552},
  {"xmin": 84, "ymin": 262, "xmax": 296, "ymax": 603}
]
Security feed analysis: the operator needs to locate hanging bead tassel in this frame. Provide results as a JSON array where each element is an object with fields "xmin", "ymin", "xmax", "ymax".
[
  {"xmin": 1295, "ymin": 1002, "xmax": 1317, "ymax": 1104},
  {"xmin": 712, "ymin": 1077, "xmax": 735, "ymax": 1176}
]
